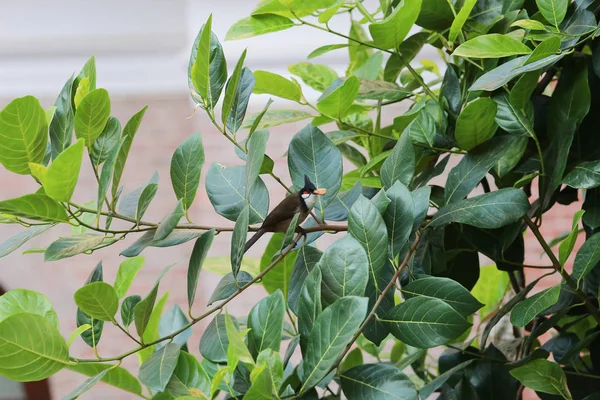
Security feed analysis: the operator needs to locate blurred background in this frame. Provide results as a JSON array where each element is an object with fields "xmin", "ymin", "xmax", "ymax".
[{"xmin": 0, "ymin": 0, "xmax": 578, "ymax": 399}]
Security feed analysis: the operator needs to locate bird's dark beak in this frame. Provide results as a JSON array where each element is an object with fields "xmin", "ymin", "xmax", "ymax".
[{"xmin": 313, "ymin": 188, "xmax": 327, "ymax": 195}]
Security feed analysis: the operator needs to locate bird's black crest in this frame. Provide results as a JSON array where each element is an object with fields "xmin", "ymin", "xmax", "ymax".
[{"xmin": 303, "ymin": 175, "xmax": 316, "ymax": 191}]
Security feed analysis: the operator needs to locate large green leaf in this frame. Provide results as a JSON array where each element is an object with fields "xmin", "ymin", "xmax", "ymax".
[
  {"xmin": 158, "ymin": 305, "xmax": 192, "ymax": 349},
  {"xmin": 535, "ymin": 0, "xmax": 568, "ymax": 28},
  {"xmin": 139, "ymin": 343, "xmax": 180, "ymax": 392},
  {"xmin": 0, "ymin": 313, "xmax": 69, "ymax": 381},
  {"xmin": 165, "ymin": 351, "xmax": 210, "ymax": 397},
  {"xmin": 493, "ymin": 92, "xmax": 536, "ymax": 140},
  {"xmin": 301, "ymin": 296, "xmax": 368, "ymax": 392},
  {"xmin": 572, "ymin": 232, "xmax": 600, "ymax": 285},
  {"xmin": 298, "ymin": 267, "xmax": 322, "ymax": 353},
  {"xmin": 406, "ymin": 110, "xmax": 436, "ymax": 148},
  {"xmin": 248, "ymin": 290, "xmax": 285, "ymax": 356},
  {"xmin": 118, "ymin": 171, "xmax": 159, "ymax": 222},
  {"xmin": 44, "ymin": 234, "xmax": 106, "ymax": 261},
  {"xmin": 170, "ymin": 132, "xmax": 204, "ymax": 213},
  {"xmin": 187, "ymin": 230, "xmax": 215, "ymax": 308},
  {"xmin": 317, "ymin": 77, "xmax": 360, "ymax": 119},
  {"xmin": 260, "ymin": 233, "xmax": 299, "ymax": 298},
  {"xmin": 384, "ymin": 181, "xmax": 414, "ymax": 259},
  {"xmin": 226, "ymin": 14, "xmax": 294, "ymax": 40},
  {"xmin": 455, "ymin": 98, "xmax": 498, "ymax": 151},
  {"xmin": 0, "ymin": 289, "xmax": 58, "ymax": 327},
  {"xmin": 526, "ymin": 36, "xmax": 561, "ymax": 65},
  {"xmin": 227, "ymin": 68, "xmax": 255, "ymax": 135},
  {"xmin": 207, "ymin": 271, "xmax": 253, "ymax": 305},
  {"xmin": 289, "ymin": 62, "xmax": 339, "ymax": 92},
  {"xmin": 191, "ymin": 16, "xmax": 227, "ymax": 110},
  {"xmin": 253, "ymin": 70, "xmax": 302, "ymax": 102},
  {"xmin": 380, "ymin": 133, "xmax": 415, "ymax": 189},
  {"xmin": 383, "ymin": 297, "xmax": 471, "ymax": 348},
  {"xmin": 205, "ymin": 163, "xmax": 269, "ymax": 224},
  {"xmin": 430, "ymin": 188, "xmax": 530, "ymax": 229},
  {"xmin": 74, "ymin": 89, "xmax": 110, "ymax": 149},
  {"xmin": 241, "ymin": 109, "xmax": 314, "ymax": 131},
  {"xmin": 199, "ymin": 314, "xmax": 232, "ymax": 363},
  {"xmin": 114, "ymin": 257, "xmax": 145, "ymax": 299},
  {"xmin": 444, "ymin": 136, "xmax": 514, "ymax": 204},
  {"xmin": 49, "ymin": 76, "xmax": 75, "ymax": 159},
  {"xmin": 454, "ymin": 34, "xmax": 532, "ymax": 58},
  {"xmin": 448, "ymin": 0, "xmax": 477, "ymax": 42},
  {"xmin": 319, "ymin": 235, "xmax": 369, "ymax": 306},
  {"xmin": 42, "ymin": 138, "xmax": 85, "ymax": 202},
  {"xmin": 91, "ymin": 116, "xmax": 121, "ymax": 166},
  {"xmin": 0, "ymin": 194, "xmax": 68, "ymax": 223},
  {"xmin": 510, "ymin": 285, "xmax": 560, "ymax": 327},
  {"xmin": 112, "ymin": 106, "xmax": 148, "ymax": 199},
  {"xmin": 74, "ymin": 282, "xmax": 119, "ymax": 321},
  {"xmin": 340, "ymin": 364, "xmax": 418, "ymax": 400},
  {"xmin": 510, "ymin": 359, "xmax": 570, "ymax": 397},
  {"xmin": 231, "ymin": 206, "xmax": 249, "ymax": 278},
  {"xmin": 0, "ymin": 225, "xmax": 53, "ymax": 259},
  {"xmin": 369, "ymin": 0, "xmax": 422, "ymax": 49},
  {"xmin": 288, "ymin": 124, "xmax": 342, "ymax": 216},
  {"xmin": 563, "ymin": 160, "xmax": 600, "ymax": 189},
  {"xmin": 154, "ymin": 201, "xmax": 185, "ymax": 242},
  {"xmin": 0, "ymin": 96, "xmax": 48, "ymax": 175},
  {"xmin": 68, "ymin": 363, "xmax": 142, "ymax": 396},
  {"xmin": 402, "ymin": 277, "xmax": 483, "ymax": 317}
]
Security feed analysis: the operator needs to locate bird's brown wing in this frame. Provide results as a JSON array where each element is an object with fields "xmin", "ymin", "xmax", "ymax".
[{"xmin": 261, "ymin": 193, "xmax": 302, "ymax": 230}]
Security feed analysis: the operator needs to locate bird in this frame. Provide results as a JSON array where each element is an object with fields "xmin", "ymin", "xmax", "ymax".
[{"xmin": 244, "ymin": 175, "xmax": 326, "ymax": 253}]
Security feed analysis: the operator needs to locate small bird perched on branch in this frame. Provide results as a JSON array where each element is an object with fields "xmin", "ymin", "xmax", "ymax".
[{"xmin": 244, "ymin": 175, "xmax": 326, "ymax": 253}]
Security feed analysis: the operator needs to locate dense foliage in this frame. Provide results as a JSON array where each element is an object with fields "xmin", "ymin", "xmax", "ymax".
[{"xmin": 1, "ymin": 0, "xmax": 600, "ymax": 398}]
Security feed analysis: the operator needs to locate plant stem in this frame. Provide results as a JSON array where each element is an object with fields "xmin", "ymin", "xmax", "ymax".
[
  {"xmin": 523, "ymin": 216, "xmax": 600, "ymax": 324},
  {"xmin": 113, "ymin": 320, "xmax": 142, "ymax": 346}
]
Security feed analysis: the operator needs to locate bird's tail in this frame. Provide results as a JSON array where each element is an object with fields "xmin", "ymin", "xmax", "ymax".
[{"xmin": 244, "ymin": 229, "xmax": 265, "ymax": 253}]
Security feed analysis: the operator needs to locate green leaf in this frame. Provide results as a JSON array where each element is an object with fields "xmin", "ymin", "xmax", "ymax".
[
  {"xmin": 317, "ymin": 77, "xmax": 360, "ymax": 119},
  {"xmin": 298, "ymin": 266, "xmax": 322, "ymax": 353},
  {"xmin": 74, "ymin": 282, "xmax": 119, "ymax": 321},
  {"xmin": 369, "ymin": 0, "xmax": 422, "ymax": 49},
  {"xmin": 114, "ymin": 256, "xmax": 145, "ymax": 299},
  {"xmin": 245, "ymin": 130, "xmax": 269, "ymax": 199},
  {"xmin": 289, "ymin": 62, "xmax": 339, "ymax": 92},
  {"xmin": 340, "ymin": 347, "xmax": 364, "ymax": 373},
  {"xmin": 0, "ymin": 96, "xmax": 48, "ymax": 175},
  {"xmin": 138, "ymin": 290, "xmax": 170, "ymax": 364},
  {"xmin": 206, "ymin": 163, "xmax": 269, "ymax": 224},
  {"xmin": 222, "ymin": 50, "xmax": 247, "ymax": 127},
  {"xmin": 112, "ymin": 106, "xmax": 148, "ymax": 199},
  {"xmin": 41, "ymin": 138, "xmax": 85, "ymax": 202},
  {"xmin": 511, "ymin": 19, "xmax": 548, "ymax": 30},
  {"xmin": 308, "ymin": 44, "xmax": 349, "ymax": 59},
  {"xmin": 493, "ymin": 92, "xmax": 536, "ymax": 143},
  {"xmin": 510, "ymin": 71, "xmax": 540, "ymax": 110},
  {"xmin": 209, "ymin": 272, "xmax": 253, "ymax": 306},
  {"xmin": 340, "ymin": 364, "xmax": 418, "ymax": 400},
  {"xmin": 288, "ymin": 124, "xmax": 342, "ymax": 216},
  {"xmin": 74, "ymin": 89, "xmax": 111, "ymax": 149},
  {"xmin": 159, "ymin": 305, "xmax": 192, "ymax": 348},
  {"xmin": 301, "ymin": 296, "xmax": 368, "ymax": 392},
  {"xmin": 187, "ymin": 230, "xmax": 215, "ymax": 308},
  {"xmin": 119, "ymin": 171, "xmax": 159, "ymax": 222},
  {"xmin": 383, "ymin": 297, "xmax": 471, "ymax": 348},
  {"xmin": 319, "ymin": 0, "xmax": 344, "ymax": 23},
  {"xmin": 97, "ymin": 138, "xmax": 125, "ymax": 216},
  {"xmin": 91, "ymin": 116, "xmax": 121, "ymax": 165},
  {"xmin": 121, "ymin": 295, "xmax": 141, "ymax": 328},
  {"xmin": 0, "ymin": 225, "xmax": 53, "ymax": 259},
  {"xmin": 226, "ymin": 14, "xmax": 294, "ymax": 40},
  {"xmin": 248, "ymin": 290, "xmax": 285, "ymax": 356},
  {"xmin": 319, "ymin": 235, "xmax": 369, "ymax": 306},
  {"xmin": 49, "ymin": 76, "xmax": 75, "ymax": 159},
  {"xmin": 356, "ymin": 79, "xmax": 411, "ymax": 101},
  {"xmin": 227, "ymin": 68, "xmax": 255, "ymax": 135},
  {"xmin": 200, "ymin": 314, "xmax": 232, "ymax": 363},
  {"xmin": 0, "ymin": 313, "xmax": 69, "ymax": 381},
  {"xmin": 380, "ymin": 132, "xmax": 415, "ymax": 189},
  {"xmin": 289, "ymin": 246, "xmax": 322, "ymax": 313},
  {"xmin": 405, "ymin": 110, "xmax": 436, "ymax": 148},
  {"xmin": 242, "ymin": 109, "xmax": 314, "ymax": 131},
  {"xmin": 0, "ymin": 194, "xmax": 68, "ymax": 223},
  {"xmin": 510, "ymin": 285, "xmax": 560, "ymax": 327},
  {"xmin": 120, "ymin": 229, "xmax": 202, "ymax": 258},
  {"xmin": 260, "ymin": 233, "xmax": 299, "ymax": 298},
  {"xmin": 535, "ymin": 0, "xmax": 568, "ymax": 28},
  {"xmin": 0, "ymin": 289, "xmax": 59, "ymax": 327},
  {"xmin": 63, "ymin": 368, "xmax": 109, "ymax": 400},
  {"xmin": 74, "ymin": 78, "xmax": 90, "ymax": 109},
  {"xmin": 68, "ymin": 363, "xmax": 142, "ymax": 396},
  {"xmin": 454, "ymin": 34, "xmax": 532, "ymax": 58},
  {"xmin": 225, "ymin": 311, "xmax": 254, "ymax": 367},
  {"xmin": 134, "ymin": 265, "xmax": 172, "ymax": 338},
  {"xmin": 191, "ymin": 16, "xmax": 227, "ymax": 110},
  {"xmin": 471, "ymin": 265, "xmax": 509, "ymax": 319},
  {"xmin": 139, "ymin": 343, "xmax": 180, "ymax": 392},
  {"xmin": 165, "ymin": 351, "xmax": 210, "ymax": 397},
  {"xmin": 154, "ymin": 201, "xmax": 185, "ymax": 242},
  {"xmin": 559, "ymin": 210, "xmax": 585, "ymax": 266},
  {"xmin": 455, "ymin": 98, "xmax": 498, "ymax": 150},
  {"xmin": 430, "ymin": 188, "xmax": 530, "ymax": 229},
  {"xmin": 449, "ymin": 0, "xmax": 477, "ymax": 42},
  {"xmin": 572, "ymin": 232, "xmax": 600, "ymax": 285},
  {"xmin": 563, "ymin": 160, "xmax": 600, "ymax": 189},
  {"xmin": 170, "ymin": 133, "xmax": 205, "ymax": 213},
  {"xmin": 419, "ymin": 360, "xmax": 475, "ymax": 398},
  {"xmin": 231, "ymin": 206, "xmax": 249, "ymax": 278},
  {"xmin": 384, "ymin": 181, "xmax": 414, "ymax": 259},
  {"xmin": 44, "ymin": 234, "xmax": 106, "ymax": 261},
  {"xmin": 445, "ymin": 136, "xmax": 514, "ymax": 204},
  {"xmin": 510, "ymin": 359, "xmax": 571, "ymax": 397},
  {"xmin": 253, "ymin": 70, "xmax": 302, "ymax": 102},
  {"xmin": 76, "ymin": 263, "xmax": 104, "ymax": 348},
  {"xmin": 402, "ymin": 277, "xmax": 483, "ymax": 316},
  {"xmin": 525, "ymin": 36, "xmax": 561, "ymax": 65}
]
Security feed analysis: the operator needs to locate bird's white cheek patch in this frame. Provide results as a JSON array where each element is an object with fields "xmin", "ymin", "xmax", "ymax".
[{"xmin": 304, "ymin": 194, "xmax": 317, "ymax": 210}]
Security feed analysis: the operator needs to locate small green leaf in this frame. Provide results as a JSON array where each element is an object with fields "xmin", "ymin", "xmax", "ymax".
[
  {"xmin": 63, "ymin": 368, "xmax": 109, "ymax": 400},
  {"xmin": 369, "ymin": 0, "xmax": 422, "ymax": 49},
  {"xmin": 114, "ymin": 256, "xmax": 145, "ymax": 299},
  {"xmin": 510, "ymin": 285, "xmax": 560, "ymax": 327},
  {"xmin": 248, "ymin": 290, "xmax": 285, "ymax": 356},
  {"xmin": 74, "ymin": 282, "xmax": 119, "ymax": 321},
  {"xmin": 76, "ymin": 263, "xmax": 104, "ymax": 348},
  {"xmin": 224, "ymin": 311, "xmax": 254, "ymax": 366},
  {"xmin": 245, "ymin": 130, "xmax": 269, "ymax": 199},
  {"xmin": 222, "ymin": 50, "xmax": 247, "ymax": 126},
  {"xmin": 225, "ymin": 14, "xmax": 294, "ymax": 40},
  {"xmin": 563, "ymin": 160, "xmax": 600, "ymax": 189},
  {"xmin": 356, "ymin": 79, "xmax": 411, "ymax": 101},
  {"xmin": 510, "ymin": 19, "xmax": 547, "ymax": 31},
  {"xmin": 119, "ymin": 171, "xmax": 159, "ymax": 222},
  {"xmin": 253, "ymin": 70, "xmax": 302, "ymax": 102},
  {"xmin": 49, "ymin": 76, "xmax": 75, "ymax": 160},
  {"xmin": 383, "ymin": 297, "xmax": 471, "ymax": 348},
  {"xmin": 572, "ymin": 232, "xmax": 600, "ymax": 285},
  {"xmin": 199, "ymin": 314, "xmax": 231, "ymax": 363},
  {"xmin": 227, "ymin": 68, "xmax": 255, "ymax": 135},
  {"xmin": 187, "ymin": 229, "xmax": 215, "ymax": 308},
  {"xmin": 158, "ymin": 305, "xmax": 192, "ymax": 348},
  {"xmin": 134, "ymin": 265, "xmax": 172, "ymax": 337},
  {"xmin": 510, "ymin": 359, "xmax": 571, "ymax": 397},
  {"xmin": 91, "ymin": 116, "xmax": 121, "ymax": 165},
  {"xmin": 449, "ymin": 0, "xmax": 477, "ymax": 42},
  {"xmin": 419, "ymin": 360, "xmax": 475, "ymax": 398},
  {"xmin": 510, "ymin": 71, "xmax": 540, "ymax": 110},
  {"xmin": 0, "ymin": 96, "xmax": 48, "ymax": 175},
  {"xmin": 308, "ymin": 44, "xmax": 349, "ymax": 59},
  {"xmin": 139, "ymin": 343, "xmax": 180, "ymax": 392},
  {"xmin": 525, "ymin": 36, "xmax": 561, "ymax": 65},
  {"xmin": 138, "ymin": 291, "xmax": 170, "ymax": 364},
  {"xmin": 154, "ymin": 201, "xmax": 185, "ymax": 242},
  {"xmin": 380, "ymin": 133, "xmax": 415, "ymax": 189},
  {"xmin": 317, "ymin": 77, "xmax": 360, "ymax": 119},
  {"xmin": 260, "ymin": 233, "xmax": 299, "ymax": 299},
  {"xmin": 384, "ymin": 181, "xmax": 414, "ymax": 259},
  {"xmin": 121, "ymin": 295, "xmax": 141, "ymax": 328},
  {"xmin": 0, "ymin": 225, "xmax": 53, "ymax": 259},
  {"xmin": 44, "ymin": 234, "xmax": 106, "ymax": 261},
  {"xmin": 67, "ymin": 324, "xmax": 92, "ymax": 348},
  {"xmin": 170, "ymin": 133, "xmax": 205, "ymax": 213},
  {"xmin": 559, "ymin": 210, "xmax": 585, "ymax": 265},
  {"xmin": 289, "ymin": 62, "xmax": 339, "ymax": 92},
  {"xmin": 68, "ymin": 363, "xmax": 142, "ymax": 396},
  {"xmin": 231, "ymin": 206, "xmax": 249, "ymax": 278},
  {"xmin": 535, "ymin": 0, "xmax": 568, "ymax": 28},
  {"xmin": 319, "ymin": 0, "xmax": 344, "ymax": 23},
  {"xmin": 74, "ymin": 89, "xmax": 111, "ymax": 149},
  {"xmin": 0, "ymin": 289, "xmax": 59, "ymax": 327},
  {"xmin": 298, "ymin": 267, "xmax": 323, "ymax": 353},
  {"xmin": 455, "ymin": 98, "xmax": 498, "ymax": 150},
  {"xmin": 453, "ymin": 34, "xmax": 532, "ymax": 58},
  {"xmin": 97, "ymin": 138, "xmax": 125, "ymax": 216},
  {"xmin": 208, "ymin": 272, "xmax": 253, "ymax": 305},
  {"xmin": 241, "ymin": 109, "xmax": 314, "ymax": 131},
  {"xmin": 403, "ymin": 277, "xmax": 483, "ymax": 317},
  {"xmin": 471, "ymin": 265, "xmax": 509, "ymax": 319},
  {"xmin": 340, "ymin": 364, "xmax": 418, "ymax": 400}
]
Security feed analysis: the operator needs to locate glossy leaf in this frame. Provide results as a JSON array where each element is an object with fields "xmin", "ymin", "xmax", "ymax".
[
  {"xmin": 245, "ymin": 130, "xmax": 268, "ymax": 200},
  {"xmin": 74, "ymin": 89, "xmax": 111, "ymax": 149},
  {"xmin": 454, "ymin": 34, "xmax": 532, "ymax": 58},
  {"xmin": 120, "ymin": 229, "xmax": 202, "ymax": 258},
  {"xmin": 253, "ymin": 70, "xmax": 301, "ymax": 102},
  {"xmin": 154, "ymin": 201, "xmax": 185, "ymax": 242},
  {"xmin": 369, "ymin": 0, "xmax": 422, "ymax": 49},
  {"xmin": 406, "ymin": 110, "xmax": 436, "ymax": 148},
  {"xmin": 535, "ymin": 0, "xmax": 568, "ymax": 27},
  {"xmin": 199, "ymin": 314, "xmax": 231, "ymax": 363},
  {"xmin": 510, "ymin": 359, "xmax": 570, "ymax": 397},
  {"xmin": 231, "ymin": 206, "xmax": 249, "ymax": 278},
  {"xmin": 384, "ymin": 181, "xmax": 414, "ymax": 259},
  {"xmin": 449, "ymin": 0, "xmax": 477, "ymax": 42},
  {"xmin": 224, "ymin": 312, "xmax": 254, "ymax": 366},
  {"xmin": 119, "ymin": 171, "xmax": 159, "ymax": 222},
  {"xmin": 493, "ymin": 92, "xmax": 536, "ymax": 138},
  {"xmin": 317, "ymin": 77, "xmax": 360, "ymax": 119},
  {"xmin": 340, "ymin": 364, "xmax": 418, "ymax": 400},
  {"xmin": 248, "ymin": 290, "xmax": 285, "ymax": 356},
  {"xmin": 91, "ymin": 116, "xmax": 121, "ymax": 165},
  {"xmin": 0, "ymin": 194, "xmax": 68, "ymax": 223},
  {"xmin": 97, "ymin": 138, "xmax": 124, "ymax": 216},
  {"xmin": 308, "ymin": 44, "xmax": 349, "ymax": 59},
  {"xmin": 222, "ymin": 50, "xmax": 247, "ymax": 127},
  {"xmin": 121, "ymin": 295, "xmax": 141, "ymax": 328},
  {"xmin": 138, "ymin": 290, "xmax": 170, "ymax": 364},
  {"xmin": 403, "ymin": 277, "xmax": 483, "ymax": 316},
  {"xmin": 572, "ymin": 232, "xmax": 600, "ymax": 285},
  {"xmin": 0, "ymin": 225, "xmax": 53, "ymax": 259},
  {"xmin": 44, "ymin": 234, "xmax": 106, "ymax": 261},
  {"xmin": 208, "ymin": 272, "xmax": 253, "ymax": 305},
  {"xmin": 455, "ymin": 98, "xmax": 498, "ymax": 150},
  {"xmin": 511, "ymin": 285, "xmax": 560, "ymax": 327},
  {"xmin": 525, "ymin": 36, "xmax": 561, "ymax": 65},
  {"xmin": 76, "ymin": 263, "xmax": 104, "ymax": 348},
  {"xmin": 380, "ymin": 133, "xmax": 415, "ymax": 189},
  {"xmin": 226, "ymin": 14, "xmax": 294, "ymax": 40},
  {"xmin": 68, "ymin": 363, "xmax": 142, "ymax": 396},
  {"xmin": 158, "ymin": 305, "xmax": 192, "ymax": 348},
  {"xmin": 134, "ymin": 265, "xmax": 172, "ymax": 338},
  {"xmin": 139, "ymin": 343, "xmax": 180, "ymax": 392},
  {"xmin": 114, "ymin": 256, "xmax": 145, "ymax": 299},
  {"xmin": 559, "ymin": 210, "xmax": 585, "ymax": 266},
  {"xmin": 0, "ymin": 289, "xmax": 59, "ymax": 327},
  {"xmin": 227, "ymin": 68, "xmax": 255, "ymax": 134},
  {"xmin": 187, "ymin": 230, "xmax": 215, "ymax": 308},
  {"xmin": 63, "ymin": 369, "xmax": 109, "ymax": 400},
  {"xmin": 49, "ymin": 76, "xmax": 75, "ymax": 159},
  {"xmin": 289, "ymin": 62, "xmax": 338, "ymax": 92},
  {"xmin": 74, "ymin": 282, "xmax": 119, "ymax": 321},
  {"xmin": 563, "ymin": 161, "xmax": 600, "ymax": 189},
  {"xmin": 260, "ymin": 233, "xmax": 298, "ymax": 298},
  {"xmin": 298, "ymin": 266, "xmax": 322, "ymax": 352},
  {"xmin": 289, "ymin": 246, "xmax": 322, "ymax": 314},
  {"xmin": 170, "ymin": 132, "xmax": 205, "ymax": 213}
]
